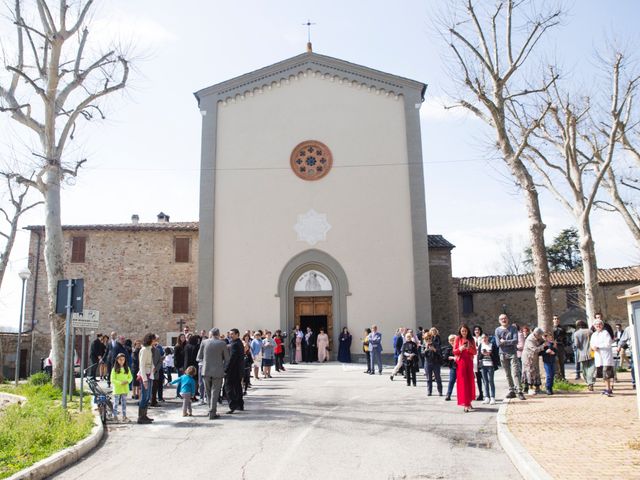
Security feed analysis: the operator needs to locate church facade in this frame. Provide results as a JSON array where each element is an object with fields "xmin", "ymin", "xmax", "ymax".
[{"xmin": 194, "ymin": 51, "xmax": 432, "ymax": 351}]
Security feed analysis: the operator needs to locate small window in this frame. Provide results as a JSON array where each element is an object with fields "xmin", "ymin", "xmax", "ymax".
[
  {"xmin": 173, "ymin": 287, "xmax": 189, "ymax": 314},
  {"xmin": 175, "ymin": 237, "xmax": 190, "ymax": 263},
  {"xmin": 462, "ymin": 294, "xmax": 474, "ymax": 314},
  {"xmin": 71, "ymin": 236, "xmax": 86, "ymax": 263}
]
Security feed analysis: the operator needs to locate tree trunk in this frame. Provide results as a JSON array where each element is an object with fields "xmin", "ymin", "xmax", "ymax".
[
  {"xmin": 519, "ymin": 169, "xmax": 554, "ymax": 333},
  {"xmin": 0, "ymin": 216, "xmax": 19, "ymax": 289},
  {"xmin": 497, "ymin": 126, "xmax": 554, "ymax": 332},
  {"xmin": 576, "ymin": 213, "xmax": 601, "ymax": 325},
  {"xmin": 43, "ymin": 166, "xmax": 65, "ymax": 388}
]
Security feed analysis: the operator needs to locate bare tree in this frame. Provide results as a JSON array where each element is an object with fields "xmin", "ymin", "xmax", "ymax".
[
  {"xmin": 437, "ymin": 0, "xmax": 562, "ymax": 331},
  {"xmin": 525, "ymin": 53, "xmax": 639, "ymax": 323},
  {"xmin": 0, "ymin": 172, "xmax": 41, "ymax": 288},
  {"xmin": 495, "ymin": 236, "xmax": 527, "ymax": 275},
  {"xmin": 0, "ymin": 1, "xmax": 130, "ymax": 387},
  {"xmin": 595, "ymin": 59, "xmax": 640, "ymax": 247}
]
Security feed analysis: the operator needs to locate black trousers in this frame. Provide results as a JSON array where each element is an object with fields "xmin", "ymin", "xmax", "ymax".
[
  {"xmin": 89, "ymin": 359, "xmax": 99, "ymax": 380},
  {"xmin": 226, "ymin": 376, "xmax": 244, "ymax": 411},
  {"xmin": 365, "ymin": 351, "xmax": 371, "ymax": 371},
  {"xmin": 475, "ymin": 371, "xmax": 483, "ymax": 398},
  {"xmin": 405, "ymin": 363, "xmax": 417, "ymax": 385},
  {"xmin": 275, "ymin": 352, "xmax": 285, "ymax": 371}
]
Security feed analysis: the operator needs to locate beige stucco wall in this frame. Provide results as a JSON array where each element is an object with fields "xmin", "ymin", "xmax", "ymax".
[{"xmin": 212, "ymin": 75, "xmax": 416, "ymax": 342}]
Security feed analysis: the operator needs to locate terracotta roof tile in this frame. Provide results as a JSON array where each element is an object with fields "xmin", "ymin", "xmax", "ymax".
[
  {"xmin": 26, "ymin": 222, "xmax": 199, "ymax": 232},
  {"xmin": 457, "ymin": 266, "xmax": 640, "ymax": 293}
]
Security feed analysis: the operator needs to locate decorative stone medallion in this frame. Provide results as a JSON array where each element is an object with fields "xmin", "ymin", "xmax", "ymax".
[
  {"xmin": 294, "ymin": 209, "xmax": 331, "ymax": 246},
  {"xmin": 290, "ymin": 140, "xmax": 333, "ymax": 181}
]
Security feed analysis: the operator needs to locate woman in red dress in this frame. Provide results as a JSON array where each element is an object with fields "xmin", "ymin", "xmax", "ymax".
[{"xmin": 454, "ymin": 324, "xmax": 477, "ymax": 412}]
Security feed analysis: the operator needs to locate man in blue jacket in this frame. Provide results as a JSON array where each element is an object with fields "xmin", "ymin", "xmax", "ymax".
[
  {"xmin": 368, "ymin": 325, "xmax": 383, "ymax": 375},
  {"xmin": 494, "ymin": 314, "xmax": 525, "ymax": 400}
]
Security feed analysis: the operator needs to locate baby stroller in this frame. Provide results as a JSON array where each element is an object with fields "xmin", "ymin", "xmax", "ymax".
[{"xmin": 84, "ymin": 364, "xmax": 114, "ymax": 424}]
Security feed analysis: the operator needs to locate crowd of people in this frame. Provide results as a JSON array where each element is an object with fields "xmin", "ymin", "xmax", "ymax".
[
  {"xmin": 85, "ymin": 312, "xmax": 634, "ymax": 423},
  {"xmin": 375, "ymin": 312, "xmax": 635, "ymax": 412},
  {"xmin": 88, "ymin": 326, "xmax": 296, "ymax": 424}
]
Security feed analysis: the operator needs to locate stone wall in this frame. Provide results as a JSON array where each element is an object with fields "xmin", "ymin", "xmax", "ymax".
[
  {"xmin": 25, "ymin": 228, "xmax": 199, "ymax": 368},
  {"xmin": 429, "ymin": 248, "xmax": 459, "ymax": 336},
  {"xmin": 0, "ymin": 333, "xmax": 33, "ymax": 380},
  {"xmin": 458, "ymin": 282, "xmax": 635, "ymax": 334}
]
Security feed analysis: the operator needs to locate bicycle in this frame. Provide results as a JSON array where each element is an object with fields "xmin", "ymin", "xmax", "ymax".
[{"xmin": 84, "ymin": 364, "xmax": 114, "ymax": 424}]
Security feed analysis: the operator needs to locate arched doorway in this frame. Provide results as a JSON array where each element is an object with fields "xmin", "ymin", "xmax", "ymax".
[{"xmin": 277, "ymin": 250, "xmax": 349, "ymax": 359}]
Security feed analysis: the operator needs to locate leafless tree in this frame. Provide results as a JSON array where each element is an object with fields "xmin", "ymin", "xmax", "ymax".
[
  {"xmin": 436, "ymin": 0, "xmax": 562, "ymax": 331},
  {"xmin": 0, "ymin": 1, "xmax": 130, "ymax": 387},
  {"xmin": 0, "ymin": 172, "xmax": 42, "ymax": 288},
  {"xmin": 523, "ymin": 54, "xmax": 638, "ymax": 323},
  {"xmin": 494, "ymin": 236, "xmax": 528, "ymax": 275},
  {"xmin": 593, "ymin": 56, "xmax": 640, "ymax": 247}
]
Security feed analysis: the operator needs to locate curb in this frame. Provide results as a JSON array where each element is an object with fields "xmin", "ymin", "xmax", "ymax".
[
  {"xmin": 7, "ymin": 408, "xmax": 104, "ymax": 480},
  {"xmin": 0, "ymin": 392, "xmax": 27, "ymax": 406},
  {"xmin": 496, "ymin": 398, "xmax": 553, "ymax": 480}
]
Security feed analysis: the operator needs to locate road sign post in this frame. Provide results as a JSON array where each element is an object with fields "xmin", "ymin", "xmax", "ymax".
[{"xmin": 71, "ymin": 309, "xmax": 99, "ymax": 413}]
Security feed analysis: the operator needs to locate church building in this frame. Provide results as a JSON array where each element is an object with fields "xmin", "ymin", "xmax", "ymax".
[{"xmin": 194, "ymin": 48, "xmax": 432, "ymax": 352}]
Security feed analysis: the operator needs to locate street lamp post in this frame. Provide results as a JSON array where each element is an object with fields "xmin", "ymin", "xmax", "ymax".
[{"xmin": 15, "ymin": 267, "xmax": 31, "ymax": 386}]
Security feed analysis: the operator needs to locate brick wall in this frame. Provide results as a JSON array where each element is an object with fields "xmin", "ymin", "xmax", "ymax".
[{"xmin": 429, "ymin": 248, "xmax": 459, "ymax": 335}]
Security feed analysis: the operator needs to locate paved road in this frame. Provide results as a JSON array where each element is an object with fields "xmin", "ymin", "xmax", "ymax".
[{"xmin": 55, "ymin": 363, "xmax": 520, "ymax": 480}]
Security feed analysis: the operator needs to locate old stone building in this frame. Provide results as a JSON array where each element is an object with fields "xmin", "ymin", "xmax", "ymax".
[
  {"xmin": 457, "ymin": 266, "xmax": 640, "ymax": 333},
  {"xmin": 22, "ymin": 214, "xmax": 199, "ymax": 370}
]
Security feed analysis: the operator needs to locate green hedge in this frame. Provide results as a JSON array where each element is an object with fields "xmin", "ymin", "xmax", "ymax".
[{"xmin": 0, "ymin": 379, "xmax": 94, "ymax": 478}]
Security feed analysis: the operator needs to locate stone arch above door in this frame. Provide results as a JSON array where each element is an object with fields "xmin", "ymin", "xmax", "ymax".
[{"xmin": 277, "ymin": 249, "xmax": 350, "ymax": 355}]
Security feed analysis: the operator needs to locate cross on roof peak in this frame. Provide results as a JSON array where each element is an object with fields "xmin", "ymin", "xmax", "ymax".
[{"xmin": 302, "ymin": 19, "xmax": 316, "ymax": 52}]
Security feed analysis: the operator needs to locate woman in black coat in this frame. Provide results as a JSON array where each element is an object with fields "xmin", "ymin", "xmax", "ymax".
[
  {"xmin": 183, "ymin": 334, "xmax": 200, "ymax": 401},
  {"xmin": 401, "ymin": 333, "xmax": 419, "ymax": 386}
]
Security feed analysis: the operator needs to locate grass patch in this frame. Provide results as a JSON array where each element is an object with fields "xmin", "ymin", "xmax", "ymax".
[
  {"xmin": 616, "ymin": 367, "xmax": 629, "ymax": 373},
  {"xmin": 553, "ymin": 378, "xmax": 587, "ymax": 392},
  {"xmin": 0, "ymin": 378, "xmax": 94, "ymax": 479}
]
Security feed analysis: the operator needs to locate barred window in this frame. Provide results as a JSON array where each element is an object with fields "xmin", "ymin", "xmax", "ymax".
[
  {"xmin": 462, "ymin": 294, "xmax": 474, "ymax": 314},
  {"xmin": 566, "ymin": 289, "xmax": 580, "ymax": 309}
]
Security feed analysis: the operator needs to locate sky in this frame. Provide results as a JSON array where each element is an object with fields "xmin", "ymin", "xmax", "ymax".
[{"xmin": 0, "ymin": 0, "xmax": 639, "ymax": 328}]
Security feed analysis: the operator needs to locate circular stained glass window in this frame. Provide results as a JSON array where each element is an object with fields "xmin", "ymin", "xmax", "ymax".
[{"xmin": 290, "ymin": 140, "xmax": 333, "ymax": 181}]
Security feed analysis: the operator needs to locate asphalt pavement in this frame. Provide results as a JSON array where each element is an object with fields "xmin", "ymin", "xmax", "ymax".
[{"xmin": 53, "ymin": 362, "xmax": 520, "ymax": 480}]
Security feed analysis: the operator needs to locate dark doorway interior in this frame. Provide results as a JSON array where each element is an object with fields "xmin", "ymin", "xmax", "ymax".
[{"xmin": 299, "ymin": 315, "xmax": 328, "ymax": 335}]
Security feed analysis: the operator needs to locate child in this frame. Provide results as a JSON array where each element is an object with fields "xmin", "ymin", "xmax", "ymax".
[
  {"xmin": 441, "ymin": 335, "xmax": 457, "ymax": 401},
  {"xmin": 171, "ymin": 365, "xmax": 197, "ymax": 416},
  {"xmin": 110, "ymin": 353, "xmax": 133, "ymax": 422},
  {"xmin": 541, "ymin": 333, "xmax": 557, "ymax": 395},
  {"xmin": 163, "ymin": 347, "xmax": 174, "ymax": 384},
  {"xmin": 479, "ymin": 334, "xmax": 498, "ymax": 405}
]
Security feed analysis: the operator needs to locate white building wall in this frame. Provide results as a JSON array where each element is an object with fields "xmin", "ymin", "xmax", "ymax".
[{"xmin": 211, "ymin": 75, "xmax": 416, "ymax": 343}]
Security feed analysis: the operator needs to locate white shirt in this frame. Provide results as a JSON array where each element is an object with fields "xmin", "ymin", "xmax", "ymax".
[{"xmin": 590, "ymin": 329, "xmax": 613, "ymax": 367}]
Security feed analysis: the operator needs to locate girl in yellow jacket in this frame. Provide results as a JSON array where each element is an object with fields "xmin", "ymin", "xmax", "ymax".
[{"xmin": 111, "ymin": 353, "xmax": 133, "ymax": 421}]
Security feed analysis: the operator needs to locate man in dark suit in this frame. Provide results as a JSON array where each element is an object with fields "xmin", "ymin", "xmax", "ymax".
[
  {"xmin": 105, "ymin": 331, "xmax": 118, "ymax": 387},
  {"xmin": 303, "ymin": 327, "xmax": 316, "ymax": 363},
  {"xmin": 89, "ymin": 333, "xmax": 106, "ymax": 380},
  {"xmin": 225, "ymin": 328, "xmax": 244, "ymax": 414},
  {"xmin": 197, "ymin": 328, "xmax": 230, "ymax": 420}
]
